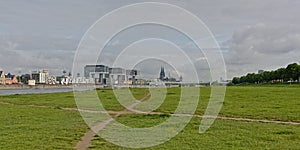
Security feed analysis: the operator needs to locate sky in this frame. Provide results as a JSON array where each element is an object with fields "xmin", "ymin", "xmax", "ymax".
[{"xmin": 0, "ymin": 0, "xmax": 300, "ymax": 81}]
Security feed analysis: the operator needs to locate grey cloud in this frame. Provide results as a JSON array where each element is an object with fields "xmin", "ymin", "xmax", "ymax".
[
  {"xmin": 0, "ymin": 48, "xmax": 74, "ymax": 75},
  {"xmin": 232, "ymin": 23, "xmax": 300, "ymax": 54},
  {"xmin": 1, "ymin": 0, "xmax": 300, "ymax": 79},
  {"xmin": 226, "ymin": 23, "xmax": 300, "ymax": 77}
]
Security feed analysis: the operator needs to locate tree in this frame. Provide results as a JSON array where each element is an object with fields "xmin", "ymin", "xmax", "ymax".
[
  {"xmin": 286, "ymin": 63, "xmax": 299, "ymax": 81},
  {"xmin": 261, "ymin": 71, "xmax": 271, "ymax": 83},
  {"xmin": 232, "ymin": 77, "xmax": 240, "ymax": 84},
  {"xmin": 231, "ymin": 63, "xmax": 300, "ymax": 84},
  {"xmin": 295, "ymin": 64, "xmax": 300, "ymax": 82},
  {"xmin": 277, "ymin": 68, "xmax": 286, "ymax": 82}
]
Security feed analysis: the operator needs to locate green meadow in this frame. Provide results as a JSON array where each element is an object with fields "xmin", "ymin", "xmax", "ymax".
[{"xmin": 0, "ymin": 86, "xmax": 299, "ymax": 149}]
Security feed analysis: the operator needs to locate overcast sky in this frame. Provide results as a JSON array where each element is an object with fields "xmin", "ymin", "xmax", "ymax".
[{"xmin": 0, "ymin": 0, "xmax": 299, "ymax": 80}]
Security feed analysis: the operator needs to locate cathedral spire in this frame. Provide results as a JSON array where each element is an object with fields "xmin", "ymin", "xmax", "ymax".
[{"xmin": 159, "ymin": 66, "xmax": 165, "ymax": 81}]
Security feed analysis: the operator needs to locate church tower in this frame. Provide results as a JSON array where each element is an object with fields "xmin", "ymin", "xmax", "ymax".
[{"xmin": 159, "ymin": 67, "xmax": 165, "ymax": 81}]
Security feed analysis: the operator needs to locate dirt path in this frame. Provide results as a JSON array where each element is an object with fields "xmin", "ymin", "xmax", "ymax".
[
  {"xmin": 75, "ymin": 92, "xmax": 151, "ymax": 150},
  {"xmin": 1, "ymin": 100, "xmax": 299, "ymax": 126},
  {"xmin": 1, "ymin": 99, "xmax": 300, "ymax": 126},
  {"xmin": 170, "ymin": 114, "xmax": 300, "ymax": 125}
]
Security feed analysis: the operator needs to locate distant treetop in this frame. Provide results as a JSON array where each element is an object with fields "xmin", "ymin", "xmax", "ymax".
[{"xmin": 231, "ymin": 63, "xmax": 300, "ymax": 84}]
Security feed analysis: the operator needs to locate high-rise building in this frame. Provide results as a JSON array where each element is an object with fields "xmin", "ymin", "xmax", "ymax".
[
  {"xmin": 31, "ymin": 70, "xmax": 49, "ymax": 84},
  {"xmin": 84, "ymin": 65, "xmax": 110, "ymax": 84},
  {"xmin": 84, "ymin": 65, "xmax": 141, "ymax": 85},
  {"xmin": 109, "ymin": 67, "xmax": 126, "ymax": 85}
]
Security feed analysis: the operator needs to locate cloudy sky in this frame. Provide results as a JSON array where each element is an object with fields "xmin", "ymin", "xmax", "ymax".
[{"xmin": 0, "ymin": 0, "xmax": 300, "ymax": 81}]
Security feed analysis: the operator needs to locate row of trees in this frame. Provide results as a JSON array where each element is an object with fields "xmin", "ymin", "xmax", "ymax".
[{"xmin": 232, "ymin": 63, "xmax": 300, "ymax": 84}]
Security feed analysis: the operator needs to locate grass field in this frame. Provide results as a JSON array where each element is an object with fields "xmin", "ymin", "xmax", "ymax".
[
  {"xmin": 0, "ymin": 86, "xmax": 299, "ymax": 149},
  {"xmin": 91, "ymin": 115, "xmax": 300, "ymax": 149},
  {"xmin": 0, "ymin": 104, "xmax": 88, "ymax": 149}
]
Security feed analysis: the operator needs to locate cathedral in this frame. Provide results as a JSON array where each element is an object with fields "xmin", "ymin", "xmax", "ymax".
[
  {"xmin": 159, "ymin": 67, "xmax": 166, "ymax": 81},
  {"xmin": 159, "ymin": 66, "xmax": 182, "ymax": 82}
]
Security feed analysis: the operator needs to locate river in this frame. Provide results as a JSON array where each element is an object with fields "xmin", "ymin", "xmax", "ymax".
[{"xmin": 0, "ymin": 88, "xmax": 74, "ymax": 96}]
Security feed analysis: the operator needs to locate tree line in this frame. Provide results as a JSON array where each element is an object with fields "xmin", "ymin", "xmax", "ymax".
[{"xmin": 231, "ymin": 63, "xmax": 300, "ymax": 84}]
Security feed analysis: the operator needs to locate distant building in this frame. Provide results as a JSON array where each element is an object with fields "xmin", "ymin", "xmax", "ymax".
[
  {"xmin": 149, "ymin": 79, "xmax": 165, "ymax": 86},
  {"xmin": 61, "ymin": 76, "xmax": 72, "ymax": 85},
  {"xmin": 28, "ymin": 80, "xmax": 36, "ymax": 86},
  {"xmin": 134, "ymin": 79, "xmax": 147, "ymax": 85},
  {"xmin": 5, "ymin": 73, "xmax": 18, "ymax": 85},
  {"xmin": 258, "ymin": 70, "xmax": 264, "ymax": 74},
  {"xmin": 84, "ymin": 65, "xmax": 140, "ymax": 85},
  {"xmin": 179, "ymin": 76, "xmax": 183, "ymax": 82},
  {"xmin": 109, "ymin": 67, "xmax": 126, "ymax": 85},
  {"xmin": 158, "ymin": 67, "xmax": 181, "ymax": 82},
  {"xmin": 73, "ymin": 77, "xmax": 94, "ymax": 84},
  {"xmin": 56, "ymin": 76, "xmax": 72, "ymax": 85},
  {"xmin": 84, "ymin": 65, "xmax": 110, "ymax": 84},
  {"xmin": 159, "ymin": 67, "xmax": 166, "ymax": 81},
  {"xmin": 219, "ymin": 77, "xmax": 232, "ymax": 86},
  {"xmin": 32, "ymin": 70, "xmax": 49, "ymax": 84},
  {"xmin": 46, "ymin": 76, "xmax": 57, "ymax": 85},
  {"xmin": 126, "ymin": 69, "xmax": 140, "ymax": 84},
  {"xmin": 21, "ymin": 74, "xmax": 31, "ymax": 84},
  {"xmin": 0, "ymin": 71, "xmax": 5, "ymax": 85}
]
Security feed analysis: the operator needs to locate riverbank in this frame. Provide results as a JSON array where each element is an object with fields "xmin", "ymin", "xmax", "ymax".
[
  {"xmin": 0, "ymin": 84, "xmax": 180, "ymax": 90},
  {"xmin": 0, "ymin": 84, "xmax": 73, "ymax": 90}
]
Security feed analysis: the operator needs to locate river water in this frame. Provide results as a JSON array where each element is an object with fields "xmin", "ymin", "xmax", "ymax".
[{"xmin": 0, "ymin": 88, "xmax": 74, "ymax": 96}]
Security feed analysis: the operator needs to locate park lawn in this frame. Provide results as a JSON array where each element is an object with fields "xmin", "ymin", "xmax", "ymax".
[
  {"xmin": 220, "ymin": 86, "xmax": 300, "ymax": 122},
  {"xmin": 1, "ymin": 86, "xmax": 300, "ymax": 122},
  {"xmin": 154, "ymin": 86, "xmax": 300, "ymax": 122},
  {"xmin": 0, "ymin": 91, "xmax": 77, "ymax": 108},
  {"xmin": 95, "ymin": 88, "xmax": 150, "ymax": 111},
  {"xmin": 0, "ymin": 86, "xmax": 299, "ymax": 122},
  {"xmin": 0, "ymin": 104, "xmax": 88, "ymax": 149},
  {"xmin": 0, "ymin": 88, "xmax": 149, "ymax": 111},
  {"xmin": 0, "ymin": 86, "xmax": 299, "ymax": 149},
  {"xmin": 90, "ymin": 114, "xmax": 300, "ymax": 150}
]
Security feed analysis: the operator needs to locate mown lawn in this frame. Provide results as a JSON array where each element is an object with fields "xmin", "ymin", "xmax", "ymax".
[
  {"xmin": 96, "ymin": 86, "xmax": 300, "ymax": 122},
  {"xmin": 90, "ymin": 114, "xmax": 300, "ymax": 150},
  {"xmin": 154, "ymin": 86, "xmax": 300, "ymax": 122},
  {"xmin": 0, "ymin": 88, "xmax": 149, "ymax": 110},
  {"xmin": 0, "ymin": 86, "xmax": 299, "ymax": 149},
  {"xmin": 220, "ymin": 86, "xmax": 300, "ymax": 122},
  {"xmin": 0, "ymin": 91, "xmax": 77, "ymax": 108},
  {"xmin": 0, "ymin": 104, "xmax": 88, "ymax": 149}
]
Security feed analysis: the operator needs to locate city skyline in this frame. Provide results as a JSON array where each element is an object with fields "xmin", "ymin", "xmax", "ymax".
[
  {"xmin": 1, "ymin": 0, "xmax": 300, "ymax": 79},
  {"xmin": 0, "ymin": 64, "xmax": 182, "ymax": 80}
]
